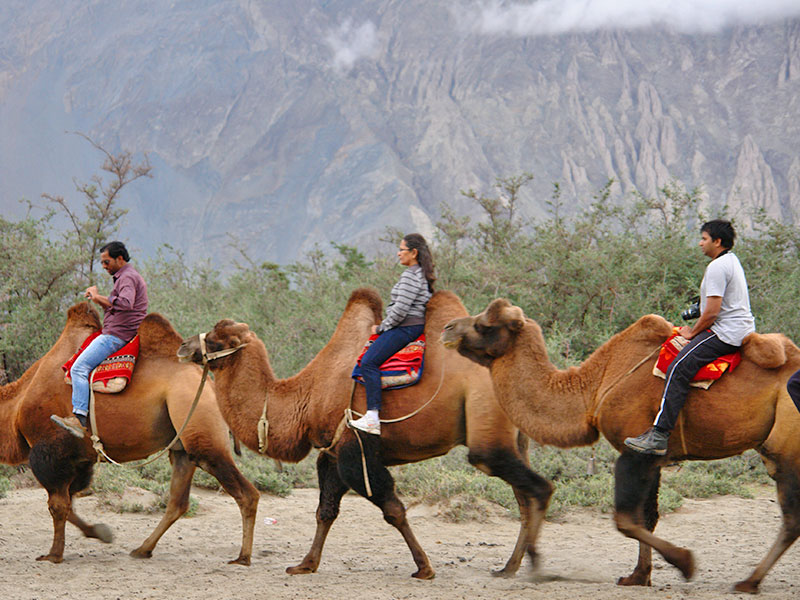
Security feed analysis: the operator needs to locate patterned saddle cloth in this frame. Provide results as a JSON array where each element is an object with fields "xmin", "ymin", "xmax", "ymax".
[
  {"xmin": 652, "ymin": 328, "xmax": 741, "ymax": 389},
  {"xmin": 351, "ymin": 334, "xmax": 425, "ymax": 390},
  {"xmin": 62, "ymin": 332, "xmax": 139, "ymax": 394}
]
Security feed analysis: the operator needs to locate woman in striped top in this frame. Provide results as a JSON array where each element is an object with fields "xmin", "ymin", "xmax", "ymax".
[{"xmin": 349, "ymin": 233, "xmax": 436, "ymax": 435}]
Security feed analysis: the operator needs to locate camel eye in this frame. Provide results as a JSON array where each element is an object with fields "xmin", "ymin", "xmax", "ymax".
[{"xmin": 474, "ymin": 323, "xmax": 489, "ymax": 335}]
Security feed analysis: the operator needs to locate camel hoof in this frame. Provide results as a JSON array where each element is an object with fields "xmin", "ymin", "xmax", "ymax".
[
  {"xmin": 36, "ymin": 554, "xmax": 64, "ymax": 563},
  {"xmin": 673, "ymin": 548, "xmax": 695, "ymax": 581},
  {"xmin": 286, "ymin": 564, "xmax": 316, "ymax": 575},
  {"xmin": 733, "ymin": 580, "xmax": 760, "ymax": 594},
  {"xmin": 91, "ymin": 523, "xmax": 113, "ymax": 543},
  {"xmin": 616, "ymin": 573, "xmax": 651, "ymax": 586},
  {"xmin": 228, "ymin": 556, "xmax": 251, "ymax": 566},
  {"xmin": 412, "ymin": 567, "xmax": 435, "ymax": 580},
  {"xmin": 130, "ymin": 548, "xmax": 153, "ymax": 559},
  {"xmin": 491, "ymin": 567, "xmax": 516, "ymax": 578}
]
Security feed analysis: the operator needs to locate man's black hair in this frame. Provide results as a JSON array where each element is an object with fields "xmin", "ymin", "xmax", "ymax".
[
  {"xmin": 701, "ymin": 219, "xmax": 736, "ymax": 249},
  {"xmin": 100, "ymin": 241, "xmax": 130, "ymax": 262}
]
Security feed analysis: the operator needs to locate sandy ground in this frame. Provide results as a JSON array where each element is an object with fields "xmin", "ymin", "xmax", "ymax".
[{"xmin": 0, "ymin": 482, "xmax": 798, "ymax": 600}]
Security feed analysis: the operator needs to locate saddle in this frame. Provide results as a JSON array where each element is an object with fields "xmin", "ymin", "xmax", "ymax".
[
  {"xmin": 62, "ymin": 332, "xmax": 140, "ymax": 393},
  {"xmin": 351, "ymin": 334, "xmax": 425, "ymax": 390},
  {"xmin": 652, "ymin": 328, "xmax": 740, "ymax": 389}
]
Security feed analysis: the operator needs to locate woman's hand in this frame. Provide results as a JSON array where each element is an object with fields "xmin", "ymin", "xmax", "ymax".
[{"xmin": 371, "ymin": 325, "xmax": 379, "ymax": 335}]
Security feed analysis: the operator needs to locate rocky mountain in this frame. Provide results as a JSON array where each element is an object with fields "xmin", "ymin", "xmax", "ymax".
[{"xmin": 2, "ymin": 1, "xmax": 800, "ymax": 266}]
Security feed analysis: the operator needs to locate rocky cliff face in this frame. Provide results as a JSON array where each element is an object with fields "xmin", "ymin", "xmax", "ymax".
[{"xmin": 1, "ymin": 1, "xmax": 799, "ymax": 265}]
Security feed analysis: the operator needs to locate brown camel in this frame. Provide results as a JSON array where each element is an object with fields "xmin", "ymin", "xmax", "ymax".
[
  {"xmin": 177, "ymin": 288, "xmax": 554, "ymax": 579},
  {"xmin": 442, "ymin": 298, "xmax": 800, "ymax": 594},
  {"xmin": 1, "ymin": 302, "xmax": 259, "ymax": 564}
]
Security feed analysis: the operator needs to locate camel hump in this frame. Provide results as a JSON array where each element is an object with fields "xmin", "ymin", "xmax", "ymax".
[
  {"xmin": 427, "ymin": 290, "xmax": 465, "ymax": 315},
  {"xmin": 633, "ymin": 314, "xmax": 674, "ymax": 340},
  {"xmin": 346, "ymin": 287, "xmax": 383, "ymax": 322},
  {"xmin": 137, "ymin": 313, "xmax": 183, "ymax": 358},
  {"xmin": 66, "ymin": 302, "xmax": 102, "ymax": 330},
  {"xmin": 741, "ymin": 332, "xmax": 788, "ymax": 369}
]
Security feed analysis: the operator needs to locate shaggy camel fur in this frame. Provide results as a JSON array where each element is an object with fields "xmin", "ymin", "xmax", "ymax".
[
  {"xmin": 177, "ymin": 288, "xmax": 553, "ymax": 579},
  {"xmin": 442, "ymin": 298, "xmax": 800, "ymax": 594},
  {"xmin": 1, "ymin": 302, "xmax": 259, "ymax": 564}
]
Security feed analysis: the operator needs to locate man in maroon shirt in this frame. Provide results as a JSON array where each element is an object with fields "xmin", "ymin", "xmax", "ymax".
[{"xmin": 51, "ymin": 241, "xmax": 148, "ymax": 438}]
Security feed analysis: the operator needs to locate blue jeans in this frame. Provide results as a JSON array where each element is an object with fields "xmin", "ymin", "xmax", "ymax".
[
  {"xmin": 70, "ymin": 333, "xmax": 126, "ymax": 416},
  {"xmin": 361, "ymin": 324, "xmax": 424, "ymax": 411}
]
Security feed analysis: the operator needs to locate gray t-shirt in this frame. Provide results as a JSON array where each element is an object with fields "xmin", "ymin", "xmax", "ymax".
[{"xmin": 700, "ymin": 252, "xmax": 755, "ymax": 346}]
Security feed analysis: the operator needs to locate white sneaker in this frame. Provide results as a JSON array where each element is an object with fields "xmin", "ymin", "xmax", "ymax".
[{"xmin": 348, "ymin": 414, "xmax": 381, "ymax": 435}]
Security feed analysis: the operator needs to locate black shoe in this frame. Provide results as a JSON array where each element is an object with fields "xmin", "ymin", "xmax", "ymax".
[{"xmin": 624, "ymin": 427, "xmax": 669, "ymax": 456}]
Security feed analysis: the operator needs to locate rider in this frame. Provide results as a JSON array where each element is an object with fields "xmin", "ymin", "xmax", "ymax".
[
  {"xmin": 625, "ymin": 219, "xmax": 755, "ymax": 455},
  {"xmin": 348, "ymin": 233, "xmax": 436, "ymax": 435},
  {"xmin": 51, "ymin": 241, "xmax": 148, "ymax": 438}
]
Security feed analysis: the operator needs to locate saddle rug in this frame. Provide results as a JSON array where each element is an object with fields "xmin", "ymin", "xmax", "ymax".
[
  {"xmin": 652, "ymin": 328, "xmax": 741, "ymax": 389},
  {"xmin": 351, "ymin": 334, "xmax": 425, "ymax": 390},
  {"xmin": 62, "ymin": 332, "xmax": 139, "ymax": 394}
]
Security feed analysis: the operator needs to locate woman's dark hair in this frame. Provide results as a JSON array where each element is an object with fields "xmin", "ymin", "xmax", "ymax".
[
  {"xmin": 403, "ymin": 233, "xmax": 436, "ymax": 292},
  {"xmin": 100, "ymin": 241, "xmax": 130, "ymax": 262},
  {"xmin": 700, "ymin": 219, "xmax": 736, "ymax": 249}
]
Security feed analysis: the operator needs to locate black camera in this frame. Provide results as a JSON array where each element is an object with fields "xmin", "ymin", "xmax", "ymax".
[{"xmin": 681, "ymin": 297, "xmax": 700, "ymax": 321}]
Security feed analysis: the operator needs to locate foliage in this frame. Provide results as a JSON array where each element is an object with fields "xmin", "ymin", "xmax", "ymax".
[
  {"xmin": 2, "ymin": 168, "xmax": 798, "ymax": 522},
  {"xmin": 42, "ymin": 132, "xmax": 152, "ymax": 286}
]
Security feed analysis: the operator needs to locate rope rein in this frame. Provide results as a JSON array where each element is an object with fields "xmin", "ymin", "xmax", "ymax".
[
  {"xmin": 89, "ymin": 363, "xmax": 210, "ymax": 467},
  {"xmin": 587, "ymin": 345, "xmax": 661, "ymax": 427},
  {"xmin": 88, "ymin": 331, "xmax": 246, "ymax": 467}
]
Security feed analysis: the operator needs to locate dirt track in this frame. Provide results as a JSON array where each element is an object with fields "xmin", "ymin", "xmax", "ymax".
[{"xmin": 0, "ymin": 484, "xmax": 797, "ymax": 600}]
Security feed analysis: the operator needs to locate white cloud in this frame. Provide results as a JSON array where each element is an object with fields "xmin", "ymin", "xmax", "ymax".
[
  {"xmin": 459, "ymin": 0, "xmax": 800, "ymax": 37},
  {"xmin": 325, "ymin": 19, "xmax": 380, "ymax": 71}
]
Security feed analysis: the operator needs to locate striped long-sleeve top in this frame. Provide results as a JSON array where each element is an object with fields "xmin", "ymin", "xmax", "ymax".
[{"xmin": 378, "ymin": 264, "xmax": 432, "ymax": 333}]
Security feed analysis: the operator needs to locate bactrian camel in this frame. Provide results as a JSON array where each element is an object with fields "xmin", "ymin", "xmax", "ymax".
[
  {"xmin": 177, "ymin": 288, "xmax": 553, "ymax": 579},
  {"xmin": 442, "ymin": 298, "xmax": 800, "ymax": 594},
  {"xmin": 1, "ymin": 302, "xmax": 259, "ymax": 564}
]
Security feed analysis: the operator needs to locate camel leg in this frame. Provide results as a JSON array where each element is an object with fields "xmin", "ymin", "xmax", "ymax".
[
  {"xmin": 734, "ymin": 468, "xmax": 800, "ymax": 594},
  {"xmin": 338, "ymin": 435, "xmax": 435, "ymax": 579},
  {"xmin": 617, "ymin": 465, "xmax": 660, "ymax": 586},
  {"xmin": 467, "ymin": 442, "xmax": 554, "ymax": 577},
  {"xmin": 614, "ymin": 452, "xmax": 694, "ymax": 582},
  {"xmin": 287, "ymin": 452, "xmax": 349, "ymax": 575},
  {"xmin": 28, "ymin": 437, "xmax": 96, "ymax": 563},
  {"xmin": 130, "ymin": 449, "xmax": 196, "ymax": 559},
  {"xmin": 195, "ymin": 455, "xmax": 260, "ymax": 565},
  {"xmin": 67, "ymin": 510, "xmax": 113, "ymax": 543},
  {"xmin": 37, "ymin": 487, "xmax": 72, "ymax": 563}
]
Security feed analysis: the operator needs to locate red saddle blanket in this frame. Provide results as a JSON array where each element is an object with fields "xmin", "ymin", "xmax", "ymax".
[
  {"xmin": 652, "ymin": 328, "xmax": 741, "ymax": 389},
  {"xmin": 351, "ymin": 334, "xmax": 425, "ymax": 390},
  {"xmin": 62, "ymin": 332, "xmax": 139, "ymax": 394}
]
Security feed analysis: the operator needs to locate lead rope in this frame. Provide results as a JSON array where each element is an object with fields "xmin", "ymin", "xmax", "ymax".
[
  {"xmin": 88, "ymin": 362, "xmax": 211, "ymax": 467},
  {"xmin": 587, "ymin": 345, "xmax": 661, "ymax": 428},
  {"xmin": 338, "ymin": 350, "xmax": 449, "ymax": 498}
]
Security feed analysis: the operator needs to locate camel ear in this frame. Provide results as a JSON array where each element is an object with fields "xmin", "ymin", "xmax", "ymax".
[
  {"xmin": 504, "ymin": 306, "xmax": 525, "ymax": 332},
  {"xmin": 485, "ymin": 298, "xmax": 512, "ymax": 324}
]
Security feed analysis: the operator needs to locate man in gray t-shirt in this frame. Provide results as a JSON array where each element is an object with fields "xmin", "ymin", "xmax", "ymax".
[{"xmin": 625, "ymin": 219, "xmax": 755, "ymax": 455}]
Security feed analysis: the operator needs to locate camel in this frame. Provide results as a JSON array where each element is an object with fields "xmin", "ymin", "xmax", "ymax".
[
  {"xmin": 177, "ymin": 288, "xmax": 554, "ymax": 579},
  {"xmin": 441, "ymin": 298, "xmax": 800, "ymax": 594},
  {"xmin": 1, "ymin": 302, "xmax": 259, "ymax": 564}
]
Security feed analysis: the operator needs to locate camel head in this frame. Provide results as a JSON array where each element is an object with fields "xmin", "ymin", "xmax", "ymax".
[
  {"xmin": 178, "ymin": 319, "xmax": 252, "ymax": 366},
  {"xmin": 441, "ymin": 298, "xmax": 525, "ymax": 367}
]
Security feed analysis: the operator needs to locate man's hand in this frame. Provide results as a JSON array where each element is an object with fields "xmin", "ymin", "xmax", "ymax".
[
  {"xmin": 84, "ymin": 286, "xmax": 111, "ymax": 309},
  {"xmin": 371, "ymin": 325, "xmax": 379, "ymax": 335},
  {"xmin": 677, "ymin": 325, "xmax": 693, "ymax": 339}
]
